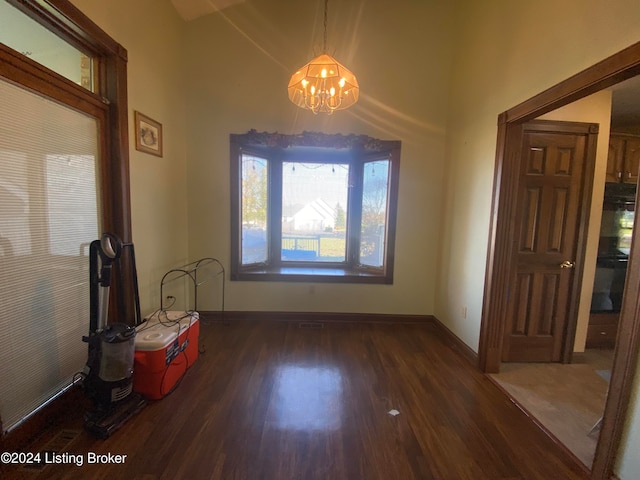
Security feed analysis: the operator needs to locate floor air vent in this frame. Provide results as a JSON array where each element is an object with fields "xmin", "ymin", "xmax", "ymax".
[{"xmin": 21, "ymin": 429, "xmax": 81, "ymax": 471}]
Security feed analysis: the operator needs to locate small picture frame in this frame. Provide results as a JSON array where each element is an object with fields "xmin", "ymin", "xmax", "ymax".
[{"xmin": 134, "ymin": 111, "xmax": 163, "ymax": 157}]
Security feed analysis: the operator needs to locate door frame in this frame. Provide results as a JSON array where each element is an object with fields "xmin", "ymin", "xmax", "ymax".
[{"xmin": 479, "ymin": 41, "xmax": 640, "ymax": 479}]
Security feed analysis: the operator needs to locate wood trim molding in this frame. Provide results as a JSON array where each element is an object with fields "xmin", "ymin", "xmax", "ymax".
[
  {"xmin": 231, "ymin": 129, "xmax": 399, "ymax": 151},
  {"xmin": 479, "ymin": 40, "xmax": 640, "ymax": 480},
  {"xmin": 505, "ymin": 42, "xmax": 640, "ymax": 124},
  {"xmin": 479, "ymin": 121, "xmax": 522, "ymax": 373},
  {"xmin": 200, "ymin": 310, "xmax": 434, "ymax": 325},
  {"xmin": 430, "ymin": 316, "xmax": 479, "ymax": 367}
]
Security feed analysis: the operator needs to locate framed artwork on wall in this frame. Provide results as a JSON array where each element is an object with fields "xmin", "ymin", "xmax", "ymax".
[{"xmin": 134, "ymin": 111, "xmax": 163, "ymax": 157}]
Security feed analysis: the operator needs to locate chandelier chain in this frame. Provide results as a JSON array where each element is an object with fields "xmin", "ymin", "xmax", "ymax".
[{"xmin": 323, "ymin": 0, "xmax": 328, "ymax": 53}]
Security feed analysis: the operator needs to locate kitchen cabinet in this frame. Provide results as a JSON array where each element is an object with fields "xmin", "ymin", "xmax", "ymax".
[
  {"xmin": 606, "ymin": 133, "xmax": 640, "ymax": 184},
  {"xmin": 586, "ymin": 312, "xmax": 618, "ymax": 348}
]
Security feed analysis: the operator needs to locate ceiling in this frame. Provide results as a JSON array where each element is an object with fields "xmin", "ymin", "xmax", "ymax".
[
  {"xmin": 170, "ymin": 0, "xmax": 245, "ymax": 21},
  {"xmin": 166, "ymin": 0, "xmax": 640, "ymax": 129}
]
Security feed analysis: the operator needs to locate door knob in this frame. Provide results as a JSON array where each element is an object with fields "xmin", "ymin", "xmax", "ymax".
[{"xmin": 560, "ymin": 260, "xmax": 575, "ymax": 269}]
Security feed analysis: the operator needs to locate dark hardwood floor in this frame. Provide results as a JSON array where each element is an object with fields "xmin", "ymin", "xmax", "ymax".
[{"xmin": 2, "ymin": 319, "xmax": 588, "ymax": 480}]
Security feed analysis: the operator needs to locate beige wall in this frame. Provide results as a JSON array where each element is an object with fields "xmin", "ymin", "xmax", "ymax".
[
  {"xmin": 537, "ymin": 91, "xmax": 613, "ymax": 353},
  {"xmin": 70, "ymin": 0, "xmax": 189, "ymax": 315},
  {"xmin": 436, "ymin": 0, "xmax": 640, "ymax": 351},
  {"xmin": 58, "ymin": 1, "xmax": 640, "ymax": 478},
  {"xmin": 438, "ymin": 1, "xmax": 640, "ymax": 477},
  {"xmin": 183, "ymin": 0, "xmax": 457, "ymax": 314}
]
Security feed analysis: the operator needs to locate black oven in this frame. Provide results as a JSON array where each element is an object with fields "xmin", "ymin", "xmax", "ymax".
[{"xmin": 591, "ymin": 182, "xmax": 636, "ymax": 313}]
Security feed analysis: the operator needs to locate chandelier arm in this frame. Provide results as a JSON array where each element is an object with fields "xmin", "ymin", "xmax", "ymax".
[{"xmin": 304, "ymin": 93, "xmax": 319, "ymax": 113}]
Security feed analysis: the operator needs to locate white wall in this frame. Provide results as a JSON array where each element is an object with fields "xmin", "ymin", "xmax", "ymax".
[
  {"xmin": 183, "ymin": 0, "xmax": 457, "ymax": 314},
  {"xmin": 70, "ymin": 0, "xmax": 190, "ymax": 316}
]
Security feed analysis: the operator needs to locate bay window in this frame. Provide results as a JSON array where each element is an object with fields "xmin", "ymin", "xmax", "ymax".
[{"xmin": 230, "ymin": 131, "xmax": 400, "ymax": 283}]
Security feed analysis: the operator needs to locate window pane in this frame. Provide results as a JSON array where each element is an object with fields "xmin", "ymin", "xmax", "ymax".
[
  {"xmin": 0, "ymin": 2, "xmax": 94, "ymax": 91},
  {"xmin": 0, "ymin": 76, "xmax": 100, "ymax": 432},
  {"xmin": 241, "ymin": 155, "xmax": 268, "ymax": 264},
  {"xmin": 47, "ymin": 155, "xmax": 99, "ymax": 254},
  {"xmin": 282, "ymin": 162, "xmax": 349, "ymax": 262},
  {"xmin": 360, "ymin": 160, "xmax": 390, "ymax": 268}
]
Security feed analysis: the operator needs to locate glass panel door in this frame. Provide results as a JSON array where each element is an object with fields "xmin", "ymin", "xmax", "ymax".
[{"xmin": 0, "ymin": 76, "xmax": 100, "ymax": 433}]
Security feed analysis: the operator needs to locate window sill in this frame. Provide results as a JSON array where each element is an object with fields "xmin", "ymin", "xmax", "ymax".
[{"xmin": 231, "ymin": 266, "xmax": 392, "ymax": 284}]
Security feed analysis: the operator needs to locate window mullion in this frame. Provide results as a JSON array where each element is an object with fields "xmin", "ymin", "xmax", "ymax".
[
  {"xmin": 270, "ymin": 156, "xmax": 283, "ymax": 266},
  {"xmin": 347, "ymin": 155, "xmax": 364, "ymax": 267}
]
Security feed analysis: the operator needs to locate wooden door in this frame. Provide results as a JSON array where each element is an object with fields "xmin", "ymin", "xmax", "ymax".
[{"xmin": 502, "ymin": 121, "xmax": 596, "ymax": 362}]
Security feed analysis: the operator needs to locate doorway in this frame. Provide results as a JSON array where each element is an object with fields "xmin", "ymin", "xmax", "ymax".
[
  {"xmin": 492, "ymin": 109, "xmax": 623, "ymax": 468},
  {"xmin": 478, "ymin": 41, "xmax": 640, "ymax": 479}
]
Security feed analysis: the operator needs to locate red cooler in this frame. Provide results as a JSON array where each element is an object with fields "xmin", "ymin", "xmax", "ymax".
[{"xmin": 133, "ymin": 310, "xmax": 199, "ymax": 400}]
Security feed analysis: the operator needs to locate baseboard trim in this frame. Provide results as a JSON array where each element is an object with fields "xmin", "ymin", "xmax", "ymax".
[
  {"xmin": 571, "ymin": 351, "xmax": 587, "ymax": 364},
  {"xmin": 429, "ymin": 316, "xmax": 479, "ymax": 367},
  {"xmin": 200, "ymin": 310, "xmax": 434, "ymax": 324}
]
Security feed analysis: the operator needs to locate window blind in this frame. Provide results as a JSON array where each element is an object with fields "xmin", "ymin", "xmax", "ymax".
[{"xmin": 0, "ymin": 76, "xmax": 100, "ymax": 433}]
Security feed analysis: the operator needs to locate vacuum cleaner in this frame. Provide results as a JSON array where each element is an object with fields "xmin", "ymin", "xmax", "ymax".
[{"xmin": 81, "ymin": 232, "xmax": 146, "ymax": 439}]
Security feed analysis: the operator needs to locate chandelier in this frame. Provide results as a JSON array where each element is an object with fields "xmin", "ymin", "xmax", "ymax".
[{"xmin": 287, "ymin": 0, "xmax": 359, "ymax": 114}]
